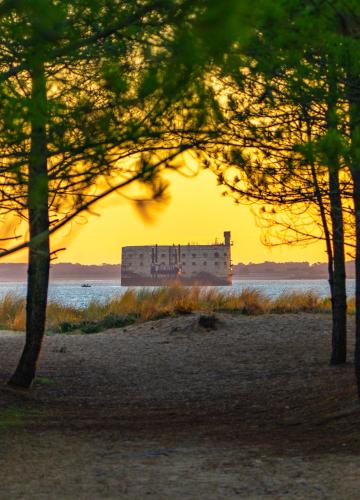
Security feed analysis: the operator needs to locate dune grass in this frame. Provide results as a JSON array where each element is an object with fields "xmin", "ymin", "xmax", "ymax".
[
  {"xmin": 0, "ymin": 286, "xmax": 353, "ymax": 333},
  {"xmin": 0, "ymin": 406, "xmax": 40, "ymax": 431}
]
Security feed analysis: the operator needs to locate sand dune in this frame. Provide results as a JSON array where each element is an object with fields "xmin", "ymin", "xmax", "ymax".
[{"xmin": 1, "ymin": 313, "xmax": 359, "ymax": 499}]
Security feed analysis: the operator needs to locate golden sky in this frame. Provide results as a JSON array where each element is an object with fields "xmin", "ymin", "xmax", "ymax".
[{"xmin": 5, "ymin": 169, "xmax": 328, "ymax": 265}]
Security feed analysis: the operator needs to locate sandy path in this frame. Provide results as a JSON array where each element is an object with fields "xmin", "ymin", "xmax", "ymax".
[{"xmin": 1, "ymin": 313, "xmax": 360, "ymax": 499}]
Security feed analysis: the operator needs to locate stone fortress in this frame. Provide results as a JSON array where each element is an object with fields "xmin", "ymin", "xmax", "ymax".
[{"xmin": 121, "ymin": 231, "xmax": 232, "ymax": 286}]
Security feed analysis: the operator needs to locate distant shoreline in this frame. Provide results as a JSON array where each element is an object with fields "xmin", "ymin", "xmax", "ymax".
[
  {"xmin": 0, "ymin": 277, "xmax": 355, "ymax": 283},
  {"xmin": 0, "ymin": 261, "xmax": 355, "ymax": 281}
]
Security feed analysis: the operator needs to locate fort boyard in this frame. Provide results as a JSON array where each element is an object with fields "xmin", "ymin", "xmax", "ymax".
[{"xmin": 121, "ymin": 231, "xmax": 233, "ymax": 286}]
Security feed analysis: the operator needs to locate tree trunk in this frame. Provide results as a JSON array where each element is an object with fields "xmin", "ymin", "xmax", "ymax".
[
  {"xmin": 311, "ymin": 163, "xmax": 347, "ymax": 366},
  {"xmin": 351, "ymin": 168, "xmax": 360, "ymax": 396},
  {"xmin": 309, "ymin": 160, "xmax": 334, "ymax": 298},
  {"xmin": 346, "ymin": 68, "xmax": 360, "ymax": 396},
  {"xmin": 322, "ymin": 67, "xmax": 347, "ymax": 364},
  {"xmin": 328, "ymin": 167, "xmax": 347, "ymax": 364},
  {"xmin": 310, "ymin": 156, "xmax": 347, "ymax": 367},
  {"xmin": 351, "ymin": 167, "xmax": 360, "ymax": 398},
  {"xmin": 8, "ymin": 57, "xmax": 49, "ymax": 389}
]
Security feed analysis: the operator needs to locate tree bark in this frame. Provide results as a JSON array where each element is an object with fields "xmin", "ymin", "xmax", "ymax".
[
  {"xmin": 351, "ymin": 165, "xmax": 360, "ymax": 398},
  {"xmin": 351, "ymin": 167, "xmax": 360, "ymax": 396},
  {"xmin": 310, "ymin": 161, "xmax": 347, "ymax": 365},
  {"xmin": 328, "ymin": 167, "xmax": 347, "ymax": 364},
  {"xmin": 312, "ymin": 169, "xmax": 347, "ymax": 366},
  {"xmin": 346, "ymin": 70, "xmax": 360, "ymax": 396},
  {"xmin": 305, "ymin": 105, "xmax": 347, "ymax": 363},
  {"xmin": 309, "ymin": 160, "xmax": 335, "ymax": 301},
  {"xmin": 8, "ymin": 57, "xmax": 50, "ymax": 389},
  {"xmin": 325, "ymin": 71, "xmax": 347, "ymax": 364}
]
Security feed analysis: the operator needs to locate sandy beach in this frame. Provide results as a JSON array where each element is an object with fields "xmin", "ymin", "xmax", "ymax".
[{"xmin": 1, "ymin": 312, "xmax": 360, "ymax": 499}]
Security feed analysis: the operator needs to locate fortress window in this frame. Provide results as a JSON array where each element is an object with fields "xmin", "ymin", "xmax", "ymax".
[
  {"xmin": 215, "ymin": 262, "xmax": 219, "ymax": 266},
  {"xmin": 161, "ymin": 253, "xmax": 166, "ymax": 258},
  {"xmin": 182, "ymin": 253, "xmax": 186, "ymax": 258},
  {"xmin": 214, "ymin": 252, "xmax": 219, "ymax": 258},
  {"xmin": 224, "ymin": 252, "xmax": 227, "ymax": 257},
  {"xmin": 139, "ymin": 253, "xmax": 143, "ymax": 258},
  {"xmin": 203, "ymin": 262, "xmax": 207, "ymax": 266},
  {"xmin": 192, "ymin": 262, "xmax": 196, "ymax": 266},
  {"xmin": 182, "ymin": 262, "xmax": 186, "ymax": 266},
  {"xmin": 140, "ymin": 262, "xmax": 143, "ymax": 267},
  {"xmin": 203, "ymin": 252, "xmax": 208, "ymax": 257},
  {"xmin": 192, "ymin": 253, "xmax": 196, "ymax": 258}
]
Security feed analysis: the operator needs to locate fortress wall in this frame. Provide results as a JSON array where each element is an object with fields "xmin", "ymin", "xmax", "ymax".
[
  {"xmin": 122, "ymin": 244, "xmax": 231, "ymax": 278},
  {"xmin": 121, "ymin": 232, "xmax": 232, "ymax": 285}
]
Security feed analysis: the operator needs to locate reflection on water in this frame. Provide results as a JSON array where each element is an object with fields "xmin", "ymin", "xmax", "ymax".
[{"xmin": 0, "ymin": 279, "xmax": 355, "ymax": 309}]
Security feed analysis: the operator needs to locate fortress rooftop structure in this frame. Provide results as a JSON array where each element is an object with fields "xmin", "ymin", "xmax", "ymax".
[{"xmin": 121, "ymin": 231, "xmax": 232, "ymax": 286}]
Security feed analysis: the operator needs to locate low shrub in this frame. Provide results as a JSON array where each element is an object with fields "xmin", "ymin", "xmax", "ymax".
[{"xmin": 58, "ymin": 313, "xmax": 137, "ymax": 334}]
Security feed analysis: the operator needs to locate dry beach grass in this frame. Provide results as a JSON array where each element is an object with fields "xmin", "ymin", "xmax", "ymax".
[
  {"xmin": 0, "ymin": 285, "xmax": 353, "ymax": 333},
  {"xmin": 1, "ymin": 311, "xmax": 360, "ymax": 498}
]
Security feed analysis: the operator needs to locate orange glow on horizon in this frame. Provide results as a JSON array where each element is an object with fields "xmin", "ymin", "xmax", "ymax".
[{"xmin": 3, "ymin": 170, "xmax": 329, "ymax": 265}]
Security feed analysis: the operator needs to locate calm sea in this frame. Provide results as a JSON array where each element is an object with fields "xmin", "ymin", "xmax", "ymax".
[{"xmin": 0, "ymin": 279, "xmax": 355, "ymax": 309}]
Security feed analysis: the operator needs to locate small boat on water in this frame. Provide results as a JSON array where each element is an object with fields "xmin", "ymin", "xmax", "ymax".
[{"xmin": 81, "ymin": 284, "xmax": 92, "ymax": 288}]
